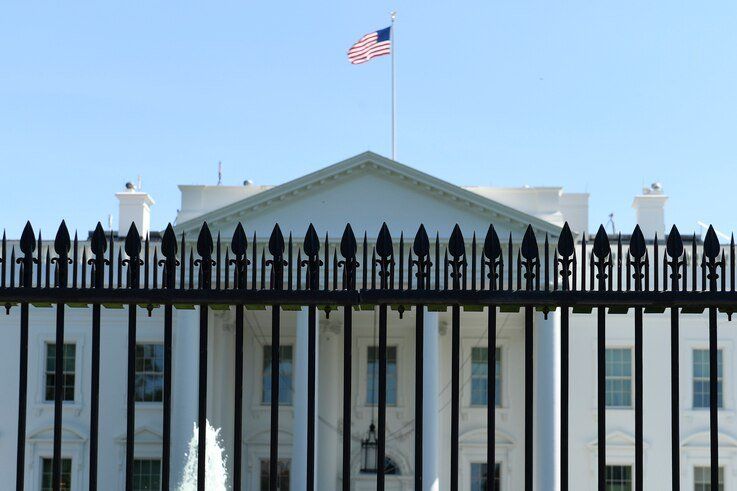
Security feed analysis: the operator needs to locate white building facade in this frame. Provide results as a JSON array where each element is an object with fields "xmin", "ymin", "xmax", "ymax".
[{"xmin": 0, "ymin": 152, "xmax": 734, "ymax": 490}]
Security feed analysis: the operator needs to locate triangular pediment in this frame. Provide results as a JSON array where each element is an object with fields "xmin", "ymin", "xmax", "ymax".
[
  {"xmin": 28, "ymin": 425, "xmax": 87, "ymax": 443},
  {"xmin": 115, "ymin": 426, "xmax": 163, "ymax": 444},
  {"xmin": 174, "ymin": 152, "xmax": 561, "ymax": 242},
  {"xmin": 682, "ymin": 431, "xmax": 737, "ymax": 448},
  {"xmin": 587, "ymin": 430, "xmax": 650, "ymax": 450}
]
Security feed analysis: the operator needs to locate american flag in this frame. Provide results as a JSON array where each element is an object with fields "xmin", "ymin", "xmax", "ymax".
[{"xmin": 347, "ymin": 27, "xmax": 391, "ymax": 65}]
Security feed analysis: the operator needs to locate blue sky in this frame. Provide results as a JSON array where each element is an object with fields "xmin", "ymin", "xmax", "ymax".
[{"xmin": 1, "ymin": 2, "xmax": 736, "ymax": 238}]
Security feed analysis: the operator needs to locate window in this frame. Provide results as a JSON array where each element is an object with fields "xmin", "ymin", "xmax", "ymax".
[
  {"xmin": 693, "ymin": 349, "xmax": 723, "ymax": 409},
  {"xmin": 694, "ymin": 466, "xmax": 724, "ymax": 491},
  {"xmin": 133, "ymin": 459, "xmax": 161, "ymax": 490},
  {"xmin": 470, "ymin": 462, "xmax": 501, "ymax": 491},
  {"xmin": 471, "ymin": 347, "xmax": 502, "ymax": 407},
  {"xmin": 45, "ymin": 343, "xmax": 76, "ymax": 402},
  {"xmin": 605, "ymin": 465, "xmax": 632, "ymax": 491},
  {"xmin": 135, "ymin": 344, "xmax": 164, "ymax": 402},
  {"xmin": 41, "ymin": 458, "xmax": 72, "ymax": 491},
  {"xmin": 260, "ymin": 459, "xmax": 290, "ymax": 491},
  {"xmin": 367, "ymin": 346, "xmax": 397, "ymax": 405},
  {"xmin": 263, "ymin": 345, "xmax": 293, "ymax": 405},
  {"xmin": 606, "ymin": 348, "xmax": 632, "ymax": 408}
]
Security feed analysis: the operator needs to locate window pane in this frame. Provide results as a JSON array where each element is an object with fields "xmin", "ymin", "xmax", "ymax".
[
  {"xmin": 606, "ymin": 349, "xmax": 632, "ymax": 408},
  {"xmin": 260, "ymin": 459, "xmax": 291, "ymax": 491},
  {"xmin": 42, "ymin": 458, "xmax": 72, "ymax": 491},
  {"xmin": 692, "ymin": 349, "xmax": 723, "ymax": 409},
  {"xmin": 470, "ymin": 347, "xmax": 501, "ymax": 407},
  {"xmin": 605, "ymin": 465, "xmax": 632, "ymax": 491},
  {"xmin": 367, "ymin": 346, "xmax": 398, "ymax": 405},
  {"xmin": 45, "ymin": 343, "xmax": 76, "ymax": 402},
  {"xmin": 133, "ymin": 459, "xmax": 161, "ymax": 491},
  {"xmin": 135, "ymin": 344, "xmax": 164, "ymax": 402},
  {"xmin": 263, "ymin": 345, "xmax": 293, "ymax": 405},
  {"xmin": 470, "ymin": 462, "xmax": 501, "ymax": 491},
  {"xmin": 694, "ymin": 466, "xmax": 724, "ymax": 491}
]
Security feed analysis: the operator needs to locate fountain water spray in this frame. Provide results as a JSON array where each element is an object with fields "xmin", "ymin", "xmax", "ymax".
[{"xmin": 178, "ymin": 420, "xmax": 229, "ymax": 490}]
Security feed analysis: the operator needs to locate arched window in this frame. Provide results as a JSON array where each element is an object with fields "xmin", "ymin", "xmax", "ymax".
[
  {"xmin": 384, "ymin": 457, "xmax": 400, "ymax": 475},
  {"xmin": 360, "ymin": 456, "xmax": 400, "ymax": 475}
]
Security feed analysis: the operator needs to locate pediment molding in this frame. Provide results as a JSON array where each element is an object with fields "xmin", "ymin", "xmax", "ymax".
[{"xmin": 174, "ymin": 152, "xmax": 561, "ymax": 239}]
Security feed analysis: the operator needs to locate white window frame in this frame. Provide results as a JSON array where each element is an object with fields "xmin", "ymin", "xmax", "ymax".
[
  {"xmin": 365, "ymin": 344, "xmax": 399, "ymax": 407},
  {"xmin": 684, "ymin": 338, "xmax": 734, "ymax": 418},
  {"xmin": 254, "ymin": 340, "xmax": 296, "ymax": 409},
  {"xmin": 134, "ymin": 342, "xmax": 165, "ymax": 406},
  {"xmin": 604, "ymin": 346, "xmax": 634, "ymax": 409},
  {"xmin": 460, "ymin": 435, "xmax": 511, "ymax": 491},
  {"xmin": 462, "ymin": 333, "xmax": 508, "ymax": 415},
  {"xmin": 27, "ymin": 424, "xmax": 86, "ymax": 491},
  {"xmin": 35, "ymin": 333, "xmax": 85, "ymax": 415},
  {"xmin": 355, "ymin": 332, "xmax": 409, "ymax": 415}
]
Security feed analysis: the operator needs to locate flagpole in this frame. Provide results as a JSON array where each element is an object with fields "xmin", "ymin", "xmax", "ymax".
[{"xmin": 391, "ymin": 11, "xmax": 396, "ymax": 160}]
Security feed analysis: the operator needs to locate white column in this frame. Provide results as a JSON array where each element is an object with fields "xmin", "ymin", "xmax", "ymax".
[
  {"xmin": 535, "ymin": 309, "xmax": 561, "ymax": 490},
  {"xmin": 171, "ymin": 308, "xmax": 199, "ymax": 486},
  {"xmin": 291, "ymin": 308, "xmax": 318, "ymax": 491},
  {"xmin": 423, "ymin": 311, "xmax": 440, "ymax": 491},
  {"xmin": 318, "ymin": 321, "xmax": 339, "ymax": 489}
]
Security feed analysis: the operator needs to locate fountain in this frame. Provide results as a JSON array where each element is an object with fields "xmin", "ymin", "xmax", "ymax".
[{"xmin": 178, "ymin": 420, "xmax": 229, "ymax": 490}]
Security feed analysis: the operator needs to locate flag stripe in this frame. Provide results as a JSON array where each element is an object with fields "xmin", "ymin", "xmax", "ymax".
[
  {"xmin": 348, "ymin": 42, "xmax": 391, "ymax": 63},
  {"xmin": 348, "ymin": 40, "xmax": 389, "ymax": 58}
]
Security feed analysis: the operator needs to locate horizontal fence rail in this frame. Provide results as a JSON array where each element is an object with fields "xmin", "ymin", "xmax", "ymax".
[{"xmin": 2, "ymin": 219, "xmax": 736, "ymax": 491}]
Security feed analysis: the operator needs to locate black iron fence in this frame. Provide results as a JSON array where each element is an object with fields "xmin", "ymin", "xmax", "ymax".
[{"xmin": 1, "ymin": 219, "xmax": 735, "ymax": 491}]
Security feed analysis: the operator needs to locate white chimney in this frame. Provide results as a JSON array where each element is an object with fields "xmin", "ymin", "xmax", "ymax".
[
  {"xmin": 116, "ymin": 182, "xmax": 155, "ymax": 237},
  {"xmin": 631, "ymin": 182, "xmax": 667, "ymax": 238}
]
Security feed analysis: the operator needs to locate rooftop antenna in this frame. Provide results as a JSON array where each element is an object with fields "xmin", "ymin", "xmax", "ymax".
[
  {"xmin": 218, "ymin": 161, "xmax": 222, "ymax": 185},
  {"xmin": 137, "ymin": 175, "xmax": 142, "ymax": 191},
  {"xmin": 108, "ymin": 214, "xmax": 113, "ymax": 231},
  {"xmin": 606, "ymin": 212, "xmax": 616, "ymax": 234},
  {"xmin": 697, "ymin": 221, "xmax": 730, "ymax": 241}
]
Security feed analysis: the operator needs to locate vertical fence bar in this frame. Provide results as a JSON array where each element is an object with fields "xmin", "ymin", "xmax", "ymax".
[
  {"xmin": 488, "ymin": 306, "xmax": 497, "ymax": 491},
  {"xmin": 196, "ymin": 223, "xmax": 214, "ymax": 491},
  {"xmin": 524, "ymin": 305, "xmax": 534, "ymax": 491},
  {"xmin": 53, "ymin": 302, "xmax": 65, "ymax": 491},
  {"xmin": 671, "ymin": 306, "xmax": 680, "ymax": 491},
  {"xmin": 519, "ymin": 226, "xmax": 538, "ymax": 491},
  {"xmin": 596, "ymin": 305, "xmax": 606, "ymax": 491},
  {"xmin": 709, "ymin": 305, "xmax": 718, "ymax": 486},
  {"xmin": 378, "ymin": 303, "xmax": 388, "ymax": 491},
  {"xmin": 703, "ymin": 226, "xmax": 720, "ymax": 487},
  {"xmin": 198, "ymin": 304, "xmax": 209, "ymax": 491},
  {"xmin": 411, "ymin": 224, "xmax": 429, "ymax": 491},
  {"xmin": 16, "ymin": 302, "xmax": 29, "ymax": 491},
  {"xmin": 557, "ymin": 223, "xmax": 574, "ymax": 491},
  {"xmin": 269, "ymin": 305, "xmax": 280, "ymax": 491},
  {"xmin": 89, "ymin": 223, "xmax": 107, "ymax": 491},
  {"xmin": 52, "ymin": 221, "xmax": 70, "ymax": 491},
  {"xmin": 592, "ymin": 226, "xmax": 611, "ymax": 491},
  {"xmin": 89, "ymin": 302, "xmax": 101, "ymax": 491},
  {"xmin": 126, "ymin": 302, "xmax": 137, "ymax": 491},
  {"xmin": 635, "ymin": 306, "xmax": 643, "ymax": 490},
  {"xmin": 307, "ymin": 305, "xmax": 317, "ymax": 491},
  {"xmin": 451, "ymin": 304, "xmax": 460, "ymax": 491},
  {"xmin": 16, "ymin": 222, "xmax": 35, "ymax": 491},
  {"xmin": 162, "ymin": 304, "xmax": 173, "ymax": 489},
  {"xmin": 414, "ymin": 304, "xmax": 423, "ymax": 491},
  {"xmin": 123, "ymin": 223, "xmax": 142, "ymax": 491},
  {"xmin": 160, "ymin": 224, "xmax": 178, "ymax": 491},
  {"xmin": 233, "ymin": 305, "xmax": 244, "ymax": 491},
  {"xmin": 343, "ymin": 305, "xmax": 353, "ymax": 491},
  {"xmin": 667, "ymin": 227, "xmax": 683, "ymax": 491},
  {"xmin": 561, "ymin": 306, "xmax": 569, "ymax": 491}
]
